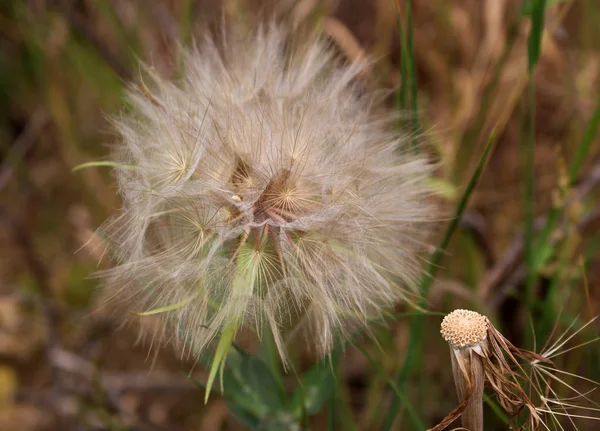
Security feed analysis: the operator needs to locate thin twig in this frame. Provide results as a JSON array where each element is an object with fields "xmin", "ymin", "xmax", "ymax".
[
  {"xmin": 49, "ymin": 347, "xmax": 198, "ymax": 397},
  {"xmin": 0, "ymin": 109, "xmax": 48, "ymax": 192}
]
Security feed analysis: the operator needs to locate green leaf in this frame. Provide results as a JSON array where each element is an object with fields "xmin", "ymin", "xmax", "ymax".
[
  {"xmin": 203, "ymin": 343, "xmax": 289, "ymax": 418},
  {"xmin": 188, "ymin": 357, "xmax": 268, "ymax": 425},
  {"xmin": 522, "ymin": 82, "xmax": 537, "ymax": 309},
  {"xmin": 227, "ymin": 403, "xmax": 261, "ymax": 429},
  {"xmin": 523, "ymin": 0, "xmax": 544, "ymax": 312},
  {"xmin": 291, "ymin": 357, "xmax": 336, "ymax": 418},
  {"xmin": 567, "ymin": 96, "xmax": 600, "ymax": 184},
  {"xmin": 521, "ymin": 0, "xmax": 564, "ymax": 16},
  {"xmin": 257, "ymin": 325, "xmax": 285, "ymax": 394},
  {"xmin": 236, "ymin": 351, "xmax": 287, "ymax": 411},
  {"xmin": 395, "ymin": 0, "xmax": 419, "ymax": 151},
  {"xmin": 483, "ymin": 393, "xmax": 510, "ymax": 424},
  {"xmin": 406, "ymin": 0, "xmax": 419, "ymax": 150},
  {"xmin": 526, "ymin": 0, "xmax": 547, "ymax": 73},
  {"xmin": 351, "ymin": 340, "xmax": 425, "ymax": 430},
  {"xmin": 205, "ymin": 322, "xmax": 238, "ymax": 403}
]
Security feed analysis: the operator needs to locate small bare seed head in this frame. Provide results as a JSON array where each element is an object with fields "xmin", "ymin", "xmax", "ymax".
[
  {"xmin": 440, "ymin": 309, "xmax": 488, "ymax": 348},
  {"xmin": 436, "ymin": 309, "xmax": 489, "ymax": 431}
]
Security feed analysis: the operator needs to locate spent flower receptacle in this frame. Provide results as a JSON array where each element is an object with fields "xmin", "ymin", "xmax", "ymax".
[
  {"xmin": 440, "ymin": 309, "xmax": 488, "ymax": 431},
  {"xmin": 434, "ymin": 309, "xmax": 600, "ymax": 431}
]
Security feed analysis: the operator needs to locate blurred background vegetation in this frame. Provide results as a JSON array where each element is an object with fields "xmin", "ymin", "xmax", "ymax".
[{"xmin": 0, "ymin": 0, "xmax": 599, "ymax": 430}]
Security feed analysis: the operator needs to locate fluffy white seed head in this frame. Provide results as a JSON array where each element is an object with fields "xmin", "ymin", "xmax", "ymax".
[
  {"xmin": 441, "ymin": 309, "xmax": 488, "ymax": 348},
  {"xmin": 100, "ymin": 22, "xmax": 435, "ymax": 361}
]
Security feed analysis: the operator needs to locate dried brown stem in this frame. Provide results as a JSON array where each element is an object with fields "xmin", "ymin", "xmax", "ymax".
[
  {"xmin": 452, "ymin": 349, "xmax": 485, "ymax": 431},
  {"xmin": 428, "ymin": 349, "xmax": 479, "ymax": 431}
]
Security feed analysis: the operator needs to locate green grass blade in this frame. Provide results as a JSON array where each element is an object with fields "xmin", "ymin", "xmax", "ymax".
[
  {"xmin": 483, "ymin": 393, "xmax": 510, "ymax": 424},
  {"xmin": 336, "ymin": 376, "xmax": 359, "ymax": 431},
  {"xmin": 394, "ymin": 0, "xmax": 419, "ymax": 151},
  {"xmin": 406, "ymin": 0, "xmax": 419, "ymax": 149},
  {"xmin": 96, "ymin": 0, "xmax": 143, "ymax": 60},
  {"xmin": 568, "ymin": 97, "xmax": 600, "ymax": 183},
  {"xmin": 175, "ymin": 0, "xmax": 195, "ymax": 72},
  {"xmin": 526, "ymin": 0, "xmax": 547, "ymax": 73},
  {"xmin": 133, "ymin": 293, "xmax": 199, "ymax": 316},
  {"xmin": 324, "ymin": 346, "xmax": 341, "ymax": 431},
  {"xmin": 383, "ymin": 131, "xmax": 496, "ymax": 430},
  {"xmin": 328, "ymin": 388, "xmax": 336, "ymax": 431},
  {"xmin": 420, "ymin": 130, "xmax": 496, "ymax": 306},
  {"xmin": 205, "ymin": 322, "xmax": 238, "ymax": 404},
  {"xmin": 395, "ymin": 5, "xmax": 408, "ymax": 114},
  {"xmin": 522, "ymin": 0, "xmax": 546, "ymax": 316},
  {"xmin": 257, "ymin": 324, "xmax": 285, "ymax": 393},
  {"xmin": 179, "ymin": 0, "xmax": 195, "ymax": 46},
  {"xmin": 350, "ymin": 339, "xmax": 425, "ymax": 430},
  {"xmin": 523, "ymin": 80, "xmax": 537, "ymax": 308},
  {"xmin": 72, "ymin": 161, "xmax": 138, "ymax": 172}
]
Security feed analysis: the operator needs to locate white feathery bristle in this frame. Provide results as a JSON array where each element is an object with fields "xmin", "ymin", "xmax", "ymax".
[{"xmin": 100, "ymin": 22, "xmax": 436, "ymax": 360}]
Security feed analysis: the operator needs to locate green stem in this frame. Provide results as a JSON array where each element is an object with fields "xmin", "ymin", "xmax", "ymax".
[{"xmin": 383, "ymin": 132, "xmax": 496, "ymax": 429}]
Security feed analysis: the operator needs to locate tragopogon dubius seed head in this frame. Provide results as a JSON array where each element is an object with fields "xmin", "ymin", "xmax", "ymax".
[
  {"xmin": 438, "ymin": 309, "xmax": 488, "ymax": 431},
  {"xmin": 434, "ymin": 310, "xmax": 600, "ymax": 431},
  {"xmin": 98, "ymin": 22, "xmax": 436, "ymax": 367}
]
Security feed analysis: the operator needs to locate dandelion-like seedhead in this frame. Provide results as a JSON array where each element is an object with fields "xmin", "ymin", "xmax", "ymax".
[{"xmin": 99, "ymin": 22, "xmax": 435, "ymax": 363}]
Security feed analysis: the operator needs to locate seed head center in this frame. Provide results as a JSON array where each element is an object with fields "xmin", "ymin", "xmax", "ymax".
[{"xmin": 440, "ymin": 309, "xmax": 488, "ymax": 348}]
